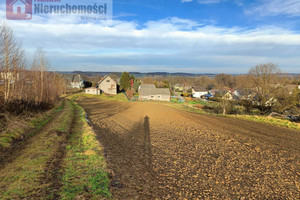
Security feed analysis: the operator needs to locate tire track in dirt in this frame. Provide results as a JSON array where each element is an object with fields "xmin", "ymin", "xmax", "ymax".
[
  {"xmin": 0, "ymin": 100, "xmax": 76, "ymax": 199},
  {"xmin": 0, "ymin": 100, "xmax": 66, "ymax": 170},
  {"xmin": 34, "ymin": 102, "xmax": 76, "ymax": 200},
  {"xmin": 78, "ymin": 98, "xmax": 300, "ymax": 200}
]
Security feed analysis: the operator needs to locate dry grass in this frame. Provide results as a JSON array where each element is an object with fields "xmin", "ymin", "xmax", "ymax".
[
  {"xmin": 0, "ymin": 101, "xmax": 64, "ymax": 150},
  {"xmin": 0, "ymin": 100, "xmax": 73, "ymax": 199}
]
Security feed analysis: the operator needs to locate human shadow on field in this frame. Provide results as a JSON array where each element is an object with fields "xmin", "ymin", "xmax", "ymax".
[
  {"xmin": 90, "ymin": 114, "xmax": 156, "ymax": 199},
  {"xmin": 143, "ymin": 116, "xmax": 152, "ymax": 169}
]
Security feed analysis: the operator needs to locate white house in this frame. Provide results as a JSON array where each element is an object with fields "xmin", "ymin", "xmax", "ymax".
[
  {"xmin": 98, "ymin": 75, "xmax": 117, "ymax": 95},
  {"xmin": 64, "ymin": 74, "xmax": 84, "ymax": 89},
  {"xmin": 85, "ymin": 87, "xmax": 100, "ymax": 95},
  {"xmin": 192, "ymin": 87, "xmax": 208, "ymax": 98}
]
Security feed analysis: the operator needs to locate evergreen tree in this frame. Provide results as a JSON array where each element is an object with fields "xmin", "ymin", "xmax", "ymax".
[{"xmin": 120, "ymin": 72, "xmax": 131, "ymax": 91}]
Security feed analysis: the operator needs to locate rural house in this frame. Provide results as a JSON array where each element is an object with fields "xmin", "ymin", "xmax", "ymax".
[
  {"xmin": 233, "ymin": 89, "xmax": 253, "ymax": 100},
  {"xmin": 214, "ymin": 89, "xmax": 234, "ymax": 100},
  {"xmin": 98, "ymin": 75, "xmax": 117, "ymax": 95},
  {"xmin": 85, "ymin": 87, "xmax": 101, "ymax": 95},
  {"xmin": 192, "ymin": 87, "xmax": 208, "ymax": 98},
  {"xmin": 64, "ymin": 74, "xmax": 84, "ymax": 89},
  {"xmin": 173, "ymin": 84, "xmax": 184, "ymax": 92},
  {"xmin": 139, "ymin": 84, "xmax": 171, "ymax": 101}
]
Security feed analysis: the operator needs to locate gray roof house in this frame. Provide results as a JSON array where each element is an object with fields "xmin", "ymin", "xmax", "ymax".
[
  {"xmin": 64, "ymin": 74, "xmax": 84, "ymax": 89},
  {"xmin": 139, "ymin": 84, "xmax": 171, "ymax": 101}
]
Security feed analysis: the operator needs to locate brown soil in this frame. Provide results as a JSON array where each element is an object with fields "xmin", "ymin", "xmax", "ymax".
[{"xmin": 77, "ymin": 97, "xmax": 300, "ymax": 200}]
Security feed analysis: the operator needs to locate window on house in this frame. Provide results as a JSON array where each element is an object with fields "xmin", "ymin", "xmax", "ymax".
[
  {"xmin": 106, "ymin": 80, "xmax": 110, "ymax": 83},
  {"xmin": 157, "ymin": 96, "xmax": 161, "ymax": 98},
  {"xmin": 151, "ymin": 96, "xmax": 154, "ymax": 98}
]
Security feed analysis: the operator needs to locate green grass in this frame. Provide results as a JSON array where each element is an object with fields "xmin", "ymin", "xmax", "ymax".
[
  {"xmin": 229, "ymin": 115, "xmax": 300, "ymax": 131},
  {"xmin": 0, "ymin": 101, "xmax": 65, "ymax": 149},
  {"xmin": 67, "ymin": 92, "xmax": 129, "ymax": 103},
  {"xmin": 167, "ymin": 99, "xmax": 300, "ymax": 131},
  {"xmin": 54, "ymin": 103, "xmax": 74, "ymax": 133},
  {"xmin": 0, "ymin": 97, "xmax": 111, "ymax": 199},
  {"xmin": 59, "ymin": 101, "xmax": 111, "ymax": 200},
  {"xmin": 0, "ymin": 100, "xmax": 74, "ymax": 199}
]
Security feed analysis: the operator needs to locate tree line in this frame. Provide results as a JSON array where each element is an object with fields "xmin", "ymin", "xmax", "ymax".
[
  {"xmin": 135, "ymin": 64, "xmax": 300, "ymax": 115},
  {"xmin": 0, "ymin": 22, "xmax": 66, "ymax": 113}
]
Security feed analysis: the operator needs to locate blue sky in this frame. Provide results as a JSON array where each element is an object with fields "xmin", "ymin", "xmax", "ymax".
[{"xmin": 1, "ymin": 0, "xmax": 300, "ymax": 73}]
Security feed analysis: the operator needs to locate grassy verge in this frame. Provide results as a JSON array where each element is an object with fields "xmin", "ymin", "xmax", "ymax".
[
  {"xmin": 0, "ymin": 100, "xmax": 74, "ymax": 199},
  {"xmin": 0, "ymin": 101, "xmax": 64, "ymax": 149},
  {"xmin": 168, "ymin": 102, "xmax": 300, "ymax": 131},
  {"xmin": 228, "ymin": 115, "xmax": 300, "ymax": 131},
  {"xmin": 59, "ymin": 101, "xmax": 111, "ymax": 200},
  {"xmin": 67, "ymin": 92, "xmax": 129, "ymax": 103}
]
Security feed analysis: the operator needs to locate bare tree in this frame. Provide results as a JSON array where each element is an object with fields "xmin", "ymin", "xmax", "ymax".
[
  {"xmin": 215, "ymin": 73, "xmax": 236, "ymax": 89},
  {"xmin": 0, "ymin": 22, "xmax": 66, "ymax": 112},
  {"xmin": 0, "ymin": 22, "xmax": 24, "ymax": 104},
  {"xmin": 248, "ymin": 63, "xmax": 281, "ymax": 114}
]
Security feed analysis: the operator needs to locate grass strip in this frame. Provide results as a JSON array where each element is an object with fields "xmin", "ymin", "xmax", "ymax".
[
  {"xmin": 169, "ymin": 103, "xmax": 300, "ymax": 131},
  {"xmin": 67, "ymin": 92, "xmax": 129, "ymax": 103},
  {"xmin": 59, "ymin": 101, "xmax": 111, "ymax": 200},
  {"xmin": 228, "ymin": 114, "xmax": 300, "ymax": 131}
]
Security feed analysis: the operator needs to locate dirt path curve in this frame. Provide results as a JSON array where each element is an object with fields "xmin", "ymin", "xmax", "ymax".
[
  {"xmin": 77, "ymin": 97, "xmax": 300, "ymax": 200},
  {"xmin": 0, "ymin": 99, "xmax": 75, "ymax": 199},
  {"xmin": 0, "ymin": 100, "xmax": 65, "ymax": 170}
]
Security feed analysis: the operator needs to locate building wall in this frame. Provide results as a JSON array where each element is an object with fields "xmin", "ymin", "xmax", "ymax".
[
  {"xmin": 71, "ymin": 82, "xmax": 83, "ymax": 89},
  {"xmin": 85, "ymin": 88, "xmax": 100, "ymax": 95},
  {"xmin": 140, "ymin": 94, "xmax": 170, "ymax": 101},
  {"xmin": 99, "ymin": 76, "xmax": 117, "ymax": 95},
  {"xmin": 222, "ymin": 92, "xmax": 233, "ymax": 100},
  {"xmin": 192, "ymin": 91, "xmax": 208, "ymax": 98}
]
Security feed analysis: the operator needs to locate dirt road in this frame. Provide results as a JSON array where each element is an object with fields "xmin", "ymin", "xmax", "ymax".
[
  {"xmin": 77, "ymin": 97, "xmax": 300, "ymax": 200},
  {"xmin": 0, "ymin": 100, "xmax": 75, "ymax": 199}
]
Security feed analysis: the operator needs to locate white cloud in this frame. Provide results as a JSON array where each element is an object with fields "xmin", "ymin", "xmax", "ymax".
[
  {"xmin": 246, "ymin": 0, "xmax": 300, "ymax": 17},
  {"xmin": 181, "ymin": 0, "xmax": 193, "ymax": 3},
  {"xmin": 2, "ymin": 14, "xmax": 300, "ymax": 73}
]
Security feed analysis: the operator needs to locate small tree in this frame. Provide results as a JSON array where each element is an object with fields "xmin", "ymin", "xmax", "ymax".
[
  {"xmin": 120, "ymin": 71, "xmax": 131, "ymax": 91},
  {"xmin": 133, "ymin": 79, "xmax": 141, "ymax": 93},
  {"xmin": 220, "ymin": 94, "xmax": 232, "ymax": 115}
]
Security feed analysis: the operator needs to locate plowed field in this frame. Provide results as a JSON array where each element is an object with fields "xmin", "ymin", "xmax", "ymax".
[{"xmin": 77, "ymin": 97, "xmax": 300, "ymax": 200}]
